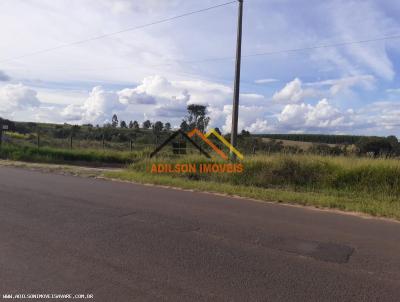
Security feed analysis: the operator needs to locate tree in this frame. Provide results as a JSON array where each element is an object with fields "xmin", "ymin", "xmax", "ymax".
[
  {"xmin": 133, "ymin": 121, "xmax": 140, "ymax": 130},
  {"xmin": 241, "ymin": 129, "xmax": 251, "ymax": 137},
  {"xmin": 387, "ymin": 135, "xmax": 398, "ymax": 148},
  {"xmin": 128, "ymin": 121, "xmax": 134, "ymax": 129},
  {"xmin": 164, "ymin": 122, "xmax": 171, "ymax": 131},
  {"xmin": 153, "ymin": 121, "xmax": 164, "ymax": 134},
  {"xmin": 356, "ymin": 137, "xmax": 393, "ymax": 156},
  {"xmin": 143, "ymin": 120, "xmax": 152, "ymax": 129},
  {"xmin": 184, "ymin": 104, "xmax": 210, "ymax": 132},
  {"xmin": 111, "ymin": 114, "xmax": 119, "ymax": 128},
  {"xmin": 120, "ymin": 120, "xmax": 127, "ymax": 128},
  {"xmin": 180, "ymin": 120, "xmax": 189, "ymax": 132}
]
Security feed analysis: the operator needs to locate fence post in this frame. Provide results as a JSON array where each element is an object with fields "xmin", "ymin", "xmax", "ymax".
[
  {"xmin": 102, "ymin": 134, "xmax": 105, "ymax": 150},
  {"xmin": 130, "ymin": 139, "xmax": 133, "ymax": 152},
  {"xmin": 70, "ymin": 135, "xmax": 73, "ymax": 149},
  {"xmin": 37, "ymin": 133, "xmax": 40, "ymax": 149}
]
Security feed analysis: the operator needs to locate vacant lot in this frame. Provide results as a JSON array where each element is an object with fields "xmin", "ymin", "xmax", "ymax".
[{"xmin": 106, "ymin": 154, "xmax": 400, "ymax": 220}]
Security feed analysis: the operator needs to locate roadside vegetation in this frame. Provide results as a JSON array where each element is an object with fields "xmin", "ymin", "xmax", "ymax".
[
  {"xmin": 105, "ymin": 154, "xmax": 400, "ymax": 220},
  {"xmin": 0, "ymin": 144, "xmax": 144, "ymax": 165}
]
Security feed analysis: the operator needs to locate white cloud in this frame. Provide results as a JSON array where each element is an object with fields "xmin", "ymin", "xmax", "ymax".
[
  {"xmin": 255, "ymin": 78, "xmax": 278, "ymax": 84},
  {"xmin": 246, "ymin": 119, "xmax": 270, "ymax": 133},
  {"xmin": 59, "ymin": 75, "xmax": 235, "ymax": 125},
  {"xmin": 118, "ymin": 88, "xmax": 156, "ymax": 105},
  {"xmin": 62, "ymin": 86, "xmax": 127, "ymax": 124},
  {"xmin": 273, "ymin": 78, "xmax": 319, "ymax": 104},
  {"xmin": 278, "ymin": 98, "xmax": 354, "ymax": 131},
  {"xmin": 209, "ymin": 105, "xmax": 270, "ymax": 134},
  {"xmin": 272, "ymin": 75, "xmax": 376, "ymax": 109},
  {"xmin": 307, "ymin": 75, "xmax": 375, "ymax": 96},
  {"xmin": 0, "ymin": 83, "xmax": 41, "ymax": 115},
  {"xmin": 358, "ymin": 101, "xmax": 400, "ymax": 131}
]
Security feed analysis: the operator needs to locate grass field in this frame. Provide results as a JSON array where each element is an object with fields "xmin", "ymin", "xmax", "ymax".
[
  {"xmin": 0, "ymin": 144, "xmax": 146, "ymax": 165},
  {"xmin": 262, "ymin": 137, "xmax": 338, "ymax": 150},
  {"xmin": 104, "ymin": 154, "xmax": 400, "ymax": 220}
]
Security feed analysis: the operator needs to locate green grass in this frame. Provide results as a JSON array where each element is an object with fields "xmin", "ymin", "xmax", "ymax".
[
  {"xmin": 2, "ymin": 143, "xmax": 400, "ymax": 220},
  {"xmin": 104, "ymin": 154, "xmax": 400, "ymax": 220},
  {"xmin": 0, "ymin": 144, "xmax": 146, "ymax": 165}
]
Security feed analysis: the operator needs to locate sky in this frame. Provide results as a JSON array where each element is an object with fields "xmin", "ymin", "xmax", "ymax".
[{"xmin": 1, "ymin": 0, "xmax": 400, "ymax": 136}]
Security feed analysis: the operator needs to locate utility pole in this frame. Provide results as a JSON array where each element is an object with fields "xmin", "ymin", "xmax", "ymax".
[
  {"xmin": 230, "ymin": 0, "xmax": 243, "ymax": 160},
  {"xmin": 0, "ymin": 123, "xmax": 3, "ymax": 150}
]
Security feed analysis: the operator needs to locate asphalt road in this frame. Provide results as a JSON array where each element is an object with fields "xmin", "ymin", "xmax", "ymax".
[{"xmin": 1, "ymin": 167, "xmax": 400, "ymax": 301}]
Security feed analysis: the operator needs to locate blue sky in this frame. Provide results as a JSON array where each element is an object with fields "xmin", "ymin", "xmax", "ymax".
[{"xmin": 1, "ymin": 0, "xmax": 400, "ymax": 135}]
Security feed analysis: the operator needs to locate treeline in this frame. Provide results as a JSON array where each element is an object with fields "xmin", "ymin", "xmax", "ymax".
[
  {"xmin": 0, "ymin": 105, "xmax": 210, "ymax": 145},
  {"xmin": 256, "ymin": 134, "xmax": 367, "ymax": 145}
]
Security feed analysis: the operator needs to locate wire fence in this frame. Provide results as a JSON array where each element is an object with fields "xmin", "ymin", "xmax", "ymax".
[{"xmin": 0, "ymin": 131, "xmax": 219, "ymax": 158}]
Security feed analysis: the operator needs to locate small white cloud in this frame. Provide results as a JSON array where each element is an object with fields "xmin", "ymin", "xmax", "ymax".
[
  {"xmin": 118, "ymin": 88, "xmax": 156, "ymax": 105},
  {"xmin": 307, "ymin": 75, "xmax": 375, "ymax": 96},
  {"xmin": 211, "ymin": 105, "xmax": 270, "ymax": 134},
  {"xmin": 273, "ymin": 78, "xmax": 319, "ymax": 104},
  {"xmin": 246, "ymin": 119, "xmax": 270, "ymax": 133},
  {"xmin": 255, "ymin": 78, "xmax": 278, "ymax": 85}
]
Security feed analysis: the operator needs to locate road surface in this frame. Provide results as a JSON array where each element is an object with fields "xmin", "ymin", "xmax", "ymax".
[{"xmin": 0, "ymin": 166, "xmax": 400, "ymax": 301}]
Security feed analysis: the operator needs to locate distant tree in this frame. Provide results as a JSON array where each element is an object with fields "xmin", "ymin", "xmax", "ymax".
[
  {"xmin": 356, "ymin": 137, "xmax": 393, "ymax": 156},
  {"xmin": 128, "ymin": 121, "xmax": 134, "ymax": 129},
  {"xmin": 143, "ymin": 120, "xmax": 152, "ymax": 129},
  {"xmin": 153, "ymin": 121, "xmax": 164, "ymax": 134},
  {"xmin": 120, "ymin": 120, "xmax": 127, "ymax": 128},
  {"xmin": 180, "ymin": 120, "xmax": 189, "ymax": 132},
  {"xmin": 241, "ymin": 129, "xmax": 251, "ymax": 137},
  {"xmin": 387, "ymin": 135, "xmax": 398, "ymax": 147},
  {"xmin": 164, "ymin": 122, "xmax": 171, "ymax": 131},
  {"xmin": 133, "ymin": 121, "xmax": 140, "ymax": 130},
  {"xmin": 184, "ymin": 104, "xmax": 210, "ymax": 132},
  {"xmin": 111, "ymin": 114, "xmax": 119, "ymax": 128}
]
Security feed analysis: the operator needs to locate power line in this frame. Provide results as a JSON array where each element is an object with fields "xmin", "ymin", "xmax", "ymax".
[
  {"xmin": 158, "ymin": 33, "xmax": 400, "ymax": 66},
  {"xmin": 0, "ymin": 1, "xmax": 236, "ymax": 63},
  {"xmin": 66, "ymin": 32, "xmax": 400, "ymax": 70},
  {"xmin": 9, "ymin": 33, "xmax": 400, "ymax": 86},
  {"xmin": 243, "ymin": 34, "xmax": 400, "ymax": 58}
]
